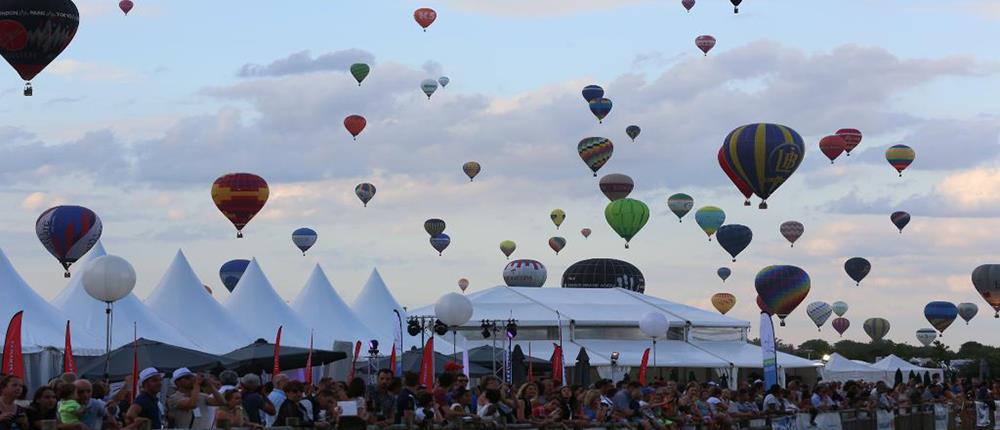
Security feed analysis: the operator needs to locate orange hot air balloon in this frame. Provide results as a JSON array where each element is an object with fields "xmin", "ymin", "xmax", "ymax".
[
  {"xmin": 712, "ymin": 293, "xmax": 736, "ymax": 314},
  {"xmin": 344, "ymin": 115, "xmax": 366, "ymax": 140},
  {"xmin": 414, "ymin": 8, "xmax": 437, "ymax": 31},
  {"xmin": 211, "ymin": 173, "xmax": 269, "ymax": 238}
]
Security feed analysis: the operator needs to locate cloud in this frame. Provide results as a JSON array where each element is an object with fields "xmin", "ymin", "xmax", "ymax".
[
  {"xmin": 437, "ymin": 0, "xmax": 649, "ymax": 17},
  {"xmin": 47, "ymin": 59, "xmax": 138, "ymax": 82},
  {"xmin": 824, "ymin": 166, "xmax": 1000, "ymax": 218},
  {"xmin": 0, "ymin": 130, "xmax": 130, "ymax": 182},
  {"xmin": 20, "ymin": 192, "xmax": 65, "ymax": 211},
  {"xmin": 236, "ymin": 49, "xmax": 375, "ymax": 78}
]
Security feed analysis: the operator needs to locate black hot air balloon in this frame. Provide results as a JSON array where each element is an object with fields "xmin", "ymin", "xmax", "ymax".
[{"xmin": 0, "ymin": 0, "xmax": 80, "ymax": 96}]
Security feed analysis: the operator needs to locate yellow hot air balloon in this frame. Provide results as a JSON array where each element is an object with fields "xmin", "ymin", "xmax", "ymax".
[
  {"xmin": 499, "ymin": 240, "xmax": 516, "ymax": 259},
  {"xmin": 712, "ymin": 293, "xmax": 737, "ymax": 315},
  {"xmin": 550, "ymin": 209, "xmax": 566, "ymax": 229}
]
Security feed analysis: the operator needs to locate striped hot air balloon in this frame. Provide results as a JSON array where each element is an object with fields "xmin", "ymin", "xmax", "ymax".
[
  {"xmin": 578, "ymin": 137, "xmax": 614, "ymax": 177},
  {"xmin": 779, "ymin": 221, "xmax": 804, "ymax": 247},
  {"xmin": 863, "ymin": 317, "xmax": 890, "ymax": 342},
  {"xmin": 720, "ymin": 123, "xmax": 805, "ymax": 209},
  {"xmin": 35, "ymin": 205, "xmax": 103, "ymax": 277},
  {"xmin": 885, "ymin": 144, "xmax": 915, "ymax": 177},
  {"xmin": 211, "ymin": 173, "xmax": 269, "ymax": 238},
  {"xmin": 832, "ymin": 317, "xmax": 850, "ymax": 337},
  {"xmin": 835, "ymin": 128, "xmax": 863, "ymax": 155},
  {"xmin": 755, "ymin": 265, "xmax": 811, "ymax": 326}
]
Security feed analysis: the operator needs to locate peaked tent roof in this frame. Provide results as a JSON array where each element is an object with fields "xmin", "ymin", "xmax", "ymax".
[
  {"xmin": 291, "ymin": 264, "xmax": 377, "ymax": 347},
  {"xmin": 819, "ymin": 353, "xmax": 892, "ymax": 383},
  {"xmin": 351, "ymin": 268, "xmax": 407, "ymax": 347},
  {"xmin": 223, "ymin": 259, "xmax": 311, "ymax": 348},
  {"xmin": 872, "ymin": 354, "xmax": 943, "ymax": 381},
  {"xmin": 53, "ymin": 242, "xmax": 197, "ymax": 350},
  {"xmin": 145, "ymin": 250, "xmax": 253, "ymax": 354},
  {"xmin": 0, "ymin": 248, "xmax": 102, "ymax": 354}
]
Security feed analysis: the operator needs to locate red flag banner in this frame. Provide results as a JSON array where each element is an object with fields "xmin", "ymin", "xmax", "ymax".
[
  {"xmin": 638, "ymin": 348, "xmax": 651, "ymax": 386},
  {"xmin": 389, "ymin": 343, "xmax": 397, "ymax": 375},
  {"xmin": 272, "ymin": 326, "xmax": 283, "ymax": 379},
  {"xmin": 527, "ymin": 342, "xmax": 534, "ymax": 383},
  {"xmin": 418, "ymin": 337, "xmax": 434, "ymax": 388},
  {"xmin": 304, "ymin": 332, "xmax": 314, "ymax": 386},
  {"xmin": 130, "ymin": 323, "xmax": 138, "ymax": 402},
  {"xmin": 2, "ymin": 311, "xmax": 24, "ymax": 379},
  {"xmin": 550, "ymin": 344, "xmax": 563, "ymax": 383},
  {"xmin": 347, "ymin": 341, "xmax": 362, "ymax": 383},
  {"xmin": 64, "ymin": 320, "xmax": 76, "ymax": 374}
]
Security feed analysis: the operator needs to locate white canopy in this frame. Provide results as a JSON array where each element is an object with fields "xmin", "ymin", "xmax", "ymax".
[
  {"xmin": 575, "ymin": 339, "xmax": 728, "ymax": 367},
  {"xmin": 872, "ymin": 355, "xmax": 944, "ymax": 382},
  {"xmin": 0, "ymin": 248, "xmax": 101, "ymax": 354},
  {"xmin": 691, "ymin": 342, "xmax": 820, "ymax": 369},
  {"xmin": 291, "ymin": 264, "xmax": 377, "ymax": 347},
  {"xmin": 224, "ymin": 259, "xmax": 311, "ymax": 347},
  {"xmin": 820, "ymin": 353, "xmax": 892, "ymax": 384},
  {"xmin": 145, "ymin": 250, "xmax": 253, "ymax": 354},
  {"xmin": 351, "ymin": 269, "xmax": 407, "ymax": 348},
  {"xmin": 53, "ymin": 242, "xmax": 197, "ymax": 350}
]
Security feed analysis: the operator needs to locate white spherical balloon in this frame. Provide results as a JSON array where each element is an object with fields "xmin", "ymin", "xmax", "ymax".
[
  {"xmin": 83, "ymin": 255, "xmax": 136, "ymax": 303},
  {"xmin": 638, "ymin": 312, "xmax": 669, "ymax": 338},
  {"xmin": 434, "ymin": 292, "xmax": 473, "ymax": 327}
]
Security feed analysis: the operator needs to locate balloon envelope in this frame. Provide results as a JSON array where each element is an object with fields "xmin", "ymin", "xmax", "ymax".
[
  {"xmin": 219, "ymin": 259, "xmax": 250, "ymax": 292},
  {"xmin": 863, "ymin": 317, "xmax": 890, "ymax": 342},
  {"xmin": 754, "ymin": 265, "xmax": 810, "ymax": 326},
  {"xmin": 578, "ymin": 137, "xmax": 614, "ymax": 177},
  {"xmin": 588, "ymin": 98, "xmax": 613, "ymax": 122},
  {"xmin": 550, "ymin": 209, "xmax": 566, "ymax": 228},
  {"xmin": 924, "ymin": 301, "xmax": 958, "ymax": 334},
  {"xmin": 292, "ymin": 227, "xmax": 318, "ymax": 255},
  {"xmin": 891, "ymin": 211, "xmax": 911, "ymax": 233},
  {"xmin": 695, "ymin": 35, "xmax": 716, "ymax": 55},
  {"xmin": 695, "ymin": 206, "xmax": 726, "ymax": 240},
  {"xmin": 350, "ymin": 63, "xmax": 370, "ymax": 85},
  {"xmin": 429, "ymin": 233, "xmax": 451, "ymax": 256},
  {"xmin": 548, "ymin": 237, "xmax": 566, "ymax": 254},
  {"xmin": 718, "ymin": 146, "xmax": 754, "ymax": 205},
  {"xmin": 424, "ymin": 219, "xmax": 446, "ymax": 236},
  {"xmin": 711, "ymin": 293, "xmax": 736, "ymax": 315},
  {"xmin": 462, "ymin": 162, "xmax": 481, "ymax": 181},
  {"xmin": 720, "ymin": 123, "xmax": 805, "ymax": 209},
  {"xmin": 0, "ymin": 0, "xmax": 80, "ymax": 83},
  {"xmin": 972, "ymin": 264, "xmax": 1000, "ymax": 317},
  {"xmin": 836, "ymin": 128, "xmax": 863, "ymax": 154},
  {"xmin": 581, "ymin": 85, "xmax": 604, "ymax": 102},
  {"xmin": 626, "ymin": 125, "xmax": 641, "ymax": 141},
  {"xmin": 119, "ymin": 0, "xmax": 132, "ymax": 14},
  {"xmin": 413, "ymin": 7, "xmax": 437, "ymax": 29},
  {"xmin": 958, "ymin": 303, "xmax": 978, "ymax": 324},
  {"xmin": 885, "ymin": 144, "xmax": 916, "ymax": 176},
  {"xmin": 604, "ymin": 198, "xmax": 650, "ymax": 248},
  {"xmin": 599, "ymin": 173, "xmax": 634, "ymax": 201},
  {"xmin": 35, "ymin": 205, "xmax": 102, "ymax": 277},
  {"xmin": 717, "ymin": 267, "xmax": 731, "ymax": 282},
  {"xmin": 832, "ymin": 301, "xmax": 849, "ymax": 317},
  {"xmin": 499, "ymin": 240, "xmax": 516, "ymax": 259},
  {"xmin": 806, "ymin": 301, "xmax": 832, "ymax": 330},
  {"xmin": 832, "ymin": 317, "xmax": 850, "ymax": 336},
  {"xmin": 915, "ymin": 328, "xmax": 937, "ymax": 347},
  {"xmin": 344, "ymin": 115, "xmax": 366, "ymax": 139},
  {"xmin": 420, "ymin": 79, "xmax": 438, "ymax": 98},
  {"xmin": 438, "ymin": 76, "xmax": 450, "ymax": 87},
  {"xmin": 779, "ymin": 221, "xmax": 804, "ymax": 247},
  {"xmin": 580, "ymin": 228, "xmax": 591, "ymax": 239},
  {"xmin": 844, "ymin": 257, "xmax": 871, "ymax": 285},
  {"xmin": 211, "ymin": 173, "xmax": 269, "ymax": 238},
  {"xmin": 682, "ymin": 0, "xmax": 695, "ymax": 11},
  {"xmin": 819, "ymin": 135, "xmax": 847, "ymax": 164},
  {"xmin": 667, "ymin": 193, "xmax": 694, "ymax": 222},
  {"xmin": 82, "ymin": 255, "xmax": 136, "ymax": 303},
  {"xmin": 458, "ymin": 278, "xmax": 469, "ymax": 292},
  {"xmin": 355, "ymin": 183, "xmax": 376, "ymax": 207},
  {"xmin": 716, "ymin": 224, "xmax": 752, "ymax": 261}
]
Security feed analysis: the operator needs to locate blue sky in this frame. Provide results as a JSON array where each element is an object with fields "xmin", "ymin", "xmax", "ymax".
[{"xmin": 2, "ymin": 0, "xmax": 1000, "ymax": 348}]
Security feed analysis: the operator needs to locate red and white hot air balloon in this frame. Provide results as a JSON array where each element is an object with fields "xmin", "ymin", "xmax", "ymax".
[
  {"xmin": 836, "ymin": 128, "xmax": 863, "ymax": 156},
  {"xmin": 414, "ymin": 8, "xmax": 437, "ymax": 31},
  {"xmin": 119, "ymin": 0, "xmax": 133, "ymax": 15},
  {"xmin": 696, "ymin": 35, "xmax": 716, "ymax": 56}
]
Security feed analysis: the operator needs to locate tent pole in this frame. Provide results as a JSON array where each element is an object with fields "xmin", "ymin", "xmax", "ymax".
[{"xmin": 104, "ymin": 302, "xmax": 113, "ymax": 379}]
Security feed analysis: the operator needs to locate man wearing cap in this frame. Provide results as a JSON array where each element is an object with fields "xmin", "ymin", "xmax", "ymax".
[
  {"xmin": 126, "ymin": 368, "xmax": 164, "ymax": 429},
  {"xmin": 166, "ymin": 368, "xmax": 224, "ymax": 429}
]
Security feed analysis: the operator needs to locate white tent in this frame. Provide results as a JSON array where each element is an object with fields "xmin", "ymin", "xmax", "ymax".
[
  {"xmin": 351, "ymin": 268, "xmax": 407, "ymax": 348},
  {"xmin": 872, "ymin": 355, "xmax": 944, "ymax": 382},
  {"xmin": 0, "ymin": 248, "xmax": 101, "ymax": 354},
  {"xmin": 224, "ymin": 259, "xmax": 311, "ymax": 347},
  {"xmin": 691, "ymin": 341, "xmax": 819, "ymax": 369},
  {"xmin": 53, "ymin": 242, "xmax": 197, "ymax": 350},
  {"xmin": 819, "ymin": 353, "xmax": 892, "ymax": 383},
  {"xmin": 145, "ymin": 250, "xmax": 253, "ymax": 354},
  {"xmin": 291, "ymin": 264, "xmax": 377, "ymax": 348}
]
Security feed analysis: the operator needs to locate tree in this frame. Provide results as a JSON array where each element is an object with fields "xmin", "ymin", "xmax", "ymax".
[{"xmin": 796, "ymin": 339, "xmax": 833, "ymax": 359}]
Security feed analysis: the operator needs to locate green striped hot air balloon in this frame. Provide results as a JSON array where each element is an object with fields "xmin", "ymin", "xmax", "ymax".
[
  {"xmin": 350, "ymin": 63, "xmax": 370, "ymax": 86},
  {"xmin": 605, "ymin": 198, "xmax": 650, "ymax": 248}
]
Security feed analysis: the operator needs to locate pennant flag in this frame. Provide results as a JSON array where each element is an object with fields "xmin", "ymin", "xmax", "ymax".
[
  {"xmin": 304, "ymin": 331, "xmax": 314, "ymax": 386},
  {"xmin": 638, "ymin": 348, "xmax": 651, "ymax": 386},
  {"xmin": 2, "ymin": 311, "xmax": 25, "ymax": 379},
  {"xmin": 389, "ymin": 343, "xmax": 397, "ymax": 375},
  {"xmin": 419, "ymin": 337, "xmax": 434, "ymax": 388},
  {"xmin": 348, "ymin": 340, "xmax": 362, "ymax": 383},
  {"xmin": 130, "ymin": 323, "xmax": 138, "ymax": 402},
  {"xmin": 64, "ymin": 320, "xmax": 76, "ymax": 374},
  {"xmin": 550, "ymin": 343, "xmax": 563, "ymax": 383},
  {"xmin": 272, "ymin": 326, "xmax": 283, "ymax": 379},
  {"xmin": 527, "ymin": 342, "xmax": 534, "ymax": 383}
]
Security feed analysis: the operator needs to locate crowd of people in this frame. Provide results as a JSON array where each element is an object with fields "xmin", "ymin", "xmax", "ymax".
[{"xmin": 1, "ymin": 367, "xmax": 992, "ymax": 430}]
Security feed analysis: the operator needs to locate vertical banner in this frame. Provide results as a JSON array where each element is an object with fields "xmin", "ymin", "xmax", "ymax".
[
  {"xmin": 130, "ymin": 323, "xmax": 138, "ymax": 402},
  {"xmin": 527, "ymin": 342, "xmax": 534, "ymax": 383},
  {"xmin": 760, "ymin": 312, "xmax": 778, "ymax": 389},
  {"xmin": 389, "ymin": 343, "xmax": 397, "ymax": 376},
  {"xmin": 503, "ymin": 345, "xmax": 511, "ymax": 385},
  {"xmin": 638, "ymin": 348, "xmax": 650, "ymax": 386},
  {"xmin": 418, "ymin": 337, "xmax": 434, "ymax": 388},
  {"xmin": 304, "ymin": 331, "xmax": 314, "ymax": 386},
  {"xmin": 348, "ymin": 340, "xmax": 362, "ymax": 383},
  {"xmin": 64, "ymin": 320, "xmax": 76, "ymax": 374},
  {"xmin": 272, "ymin": 326, "xmax": 283, "ymax": 379},
  {"xmin": 2, "ymin": 311, "xmax": 24, "ymax": 378},
  {"xmin": 550, "ymin": 344, "xmax": 563, "ymax": 383},
  {"xmin": 393, "ymin": 310, "xmax": 404, "ymax": 377}
]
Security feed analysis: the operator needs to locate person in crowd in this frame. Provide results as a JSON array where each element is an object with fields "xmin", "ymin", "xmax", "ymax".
[
  {"xmin": 126, "ymin": 368, "xmax": 164, "ymax": 430},
  {"xmin": 431, "ymin": 373, "xmax": 454, "ymax": 416},
  {"xmin": 217, "ymin": 371, "xmax": 239, "ymax": 396},
  {"xmin": 413, "ymin": 392, "xmax": 441, "ymax": 427},
  {"xmin": 273, "ymin": 381, "xmax": 320, "ymax": 428},
  {"xmin": 165, "ymin": 368, "xmax": 224, "ymax": 429},
  {"xmin": 213, "ymin": 389, "xmax": 259, "ymax": 429},
  {"xmin": 264, "ymin": 374, "xmax": 290, "ymax": 427},
  {"xmin": 447, "ymin": 387, "xmax": 474, "ymax": 421},
  {"xmin": 56, "ymin": 382, "xmax": 84, "ymax": 427},
  {"xmin": 1, "ymin": 376, "xmax": 30, "ymax": 430},
  {"xmin": 74, "ymin": 380, "xmax": 114, "ymax": 430},
  {"xmin": 394, "ymin": 372, "xmax": 419, "ymax": 426},
  {"xmin": 239, "ymin": 374, "xmax": 274, "ymax": 427},
  {"xmin": 366, "ymin": 369, "xmax": 395, "ymax": 425},
  {"xmin": 26, "ymin": 387, "xmax": 60, "ymax": 430},
  {"xmin": 513, "ymin": 382, "xmax": 538, "ymax": 422}
]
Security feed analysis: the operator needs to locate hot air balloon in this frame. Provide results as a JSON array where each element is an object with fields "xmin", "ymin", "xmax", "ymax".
[
  {"xmin": 355, "ymin": 183, "xmax": 376, "ymax": 207},
  {"xmin": 667, "ymin": 193, "xmax": 694, "ymax": 222},
  {"xmin": 219, "ymin": 259, "xmax": 250, "ymax": 293},
  {"xmin": 819, "ymin": 135, "xmax": 847, "ymax": 164},
  {"xmin": 582, "ymin": 85, "xmax": 604, "ymax": 102},
  {"xmin": 720, "ymin": 123, "xmax": 806, "ymax": 209},
  {"xmin": 730, "ymin": 0, "xmax": 742, "ymax": 13},
  {"xmin": 972, "ymin": 264, "xmax": 1000, "ymax": 318},
  {"xmin": 626, "ymin": 125, "xmax": 641, "ymax": 142},
  {"xmin": 291, "ymin": 228, "xmax": 318, "ymax": 256},
  {"xmin": 204, "ymin": 285, "xmax": 213, "ymax": 295},
  {"xmin": 716, "ymin": 224, "xmax": 752, "ymax": 262},
  {"xmin": 844, "ymin": 257, "xmax": 871, "ymax": 286},
  {"xmin": 924, "ymin": 301, "xmax": 958, "ymax": 335},
  {"xmin": 958, "ymin": 303, "xmax": 978, "ymax": 325},
  {"xmin": 836, "ymin": 128, "xmax": 863, "ymax": 155},
  {"xmin": 413, "ymin": 7, "xmax": 436, "ymax": 31},
  {"xmin": 832, "ymin": 318, "xmax": 850, "ymax": 337},
  {"xmin": 806, "ymin": 301, "xmax": 832, "ymax": 331},
  {"xmin": 211, "ymin": 173, "xmax": 269, "ymax": 238},
  {"xmin": 504, "ymin": 259, "xmax": 547, "ymax": 287},
  {"xmin": 599, "ymin": 173, "xmax": 634, "ymax": 201},
  {"xmin": 458, "ymin": 278, "xmax": 469, "ymax": 293},
  {"xmin": 119, "ymin": 0, "xmax": 132, "ymax": 15},
  {"xmin": 350, "ymin": 63, "xmax": 370, "ymax": 86},
  {"xmin": 424, "ymin": 219, "xmax": 446, "ymax": 236},
  {"xmin": 580, "ymin": 228, "xmax": 592, "ymax": 239},
  {"xmin": 589, "ymin": 98, "xmax": 612, "ymax": 123},
  {"xmin": 548, "ymin": 237, "xmax": 566, "ymax": 254},
  {"xmin": 430, "ymin": 233, "xmax": 450, "ymax": 256},
  {"xmin": 550, "ymin": 209, "xmax": 566, "ymax": 229},
  {"xmin": 578, "ymin": 137, "xmax": 614, "ymax": 177},
  {"xmin": 779, "ymin": 221, "xmax": 804, "ymax": 247},
  {"xmin": 718, "ymin": 146, "xmax": 754, "ymax": 206},
  {"xmin": 756, "ymin": 295, "xmax": 772, "ymax": 314},
  {"xmin": 891, "ymin": 211, "xmax": 911, "ymax": 233},
  {"xmin": 717, "ymin": 267, "xmax": 731, "ymax": 282},
  {"xmin": 832, "ymin": 301, "xmax": 849, "ymax": 317},
  {"xmin": 755, "ymin": 265, "xmax": 810, "ymax": 326},
  {"xmin": 863, "ymin": 318, "xmax": 890, "ymax": 342},
  {"xmin": 420, "ymin": 79, "xmax": 438, "ymax": 99},
  {"xmin": 438, "ymin": 76, "xmax": 450, "ymax": 88},
  {"xmin": 916, "ymin": 328, "xmax": 937, "ymax": 347},
  {"xmin": 605, "ymin": 198, "xmax": 650, "ymax": 248},
  {"xmin": 694, "ymin": 206, "xmax": 726, "ymax": 241},
  {"xmin": 712, "ymin": 293, "xmax": 736, "ymax": 315},
  {"xmin": 682, "ymin": 0, "xmax": 695, "ymax": 12},
  {"xmin": 499, "ymin": 240, "xmax": 516, "ymax": 259},
  {"xmin": 463, "ymin": 161, "xmax": 481, "ymax": 182},
  {"xmin": 695, "ymin": 35, "xmax": 716, "ymax": 56},
  {"xmin": 344, "ymin": 115, "xmax": 366, "ymax": 140},
  {"xmin": 35, "ymin": 205, "xmax": 102, "ymax": 277},
  {"xmin": 0, "ymin": 0, "xmax": 80, "ymax": 96},
  {"xmin": 885, "ymin": 144, "xmax": 915, "ymax": 177}
]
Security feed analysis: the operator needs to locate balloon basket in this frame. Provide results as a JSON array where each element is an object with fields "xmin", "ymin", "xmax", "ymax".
[
  {"xmin": 743, "ymin": 200, "xmax": 750, "ymax": 206},
  {"xmin": 237, "ymin": 232, "xmax": 243, "ymax": 238},
  {"xmin": 64, "ymin": 271, "xmax": 71, "ymax": 278},
  {"xmin": 758, "ymin": 201, "xmax": 768, "ymax": 209}
]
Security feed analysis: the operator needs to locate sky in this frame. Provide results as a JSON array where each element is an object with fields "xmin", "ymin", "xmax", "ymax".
[{"xmin": 3, "ymin": 0, "xmax": 1000, "ymax": 349}]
